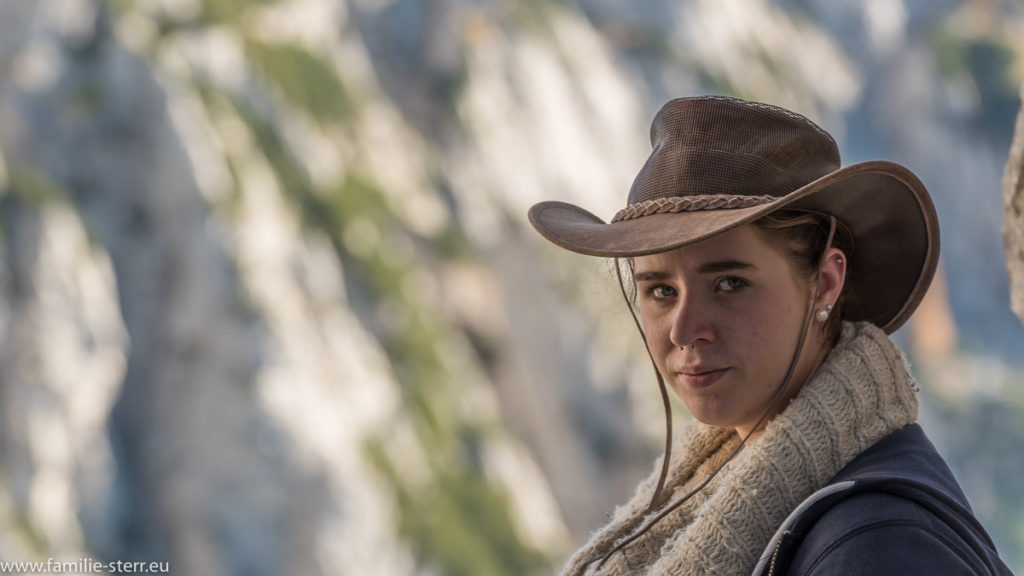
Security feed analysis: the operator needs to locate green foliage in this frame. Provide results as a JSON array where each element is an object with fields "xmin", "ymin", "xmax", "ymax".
[
  {"xmin": 694, "ymin": 67, "xmax": 741, "ymax": 100},
  {"xmin": 105, "ymin": 0, "xmax": 136, "ymax": 15},
  {"xmin": 227, "ymin": 93, "xmax": 544, "ymax": 573},
  {"xmin": 191, "ymin": 80, "xmax": 246, "ymax": 211},
  {"xmin": 245, "ymin": 40, "xmax": 356, "ymax": 123},
  {"xmin": 7, "ymin": 166, "xmax": 68, "ymax": 206},
  {"xmin": 317, "ymin": 175, "xmax": 455, "ymax": 437},
  {"xmin": 70, "ymin": 81, "xmax": 105, "ymax": 115},
  {"xmin": 3, "ymin": 165, "xmax": 109, "ymax": 249},
  {"xmin": 433, "ymin": 219, "xmax": 473, "ymax": 260},
  {"xmin": 200, "ymin": 0, "xmax": 275, "ymax": 25},
  {"xmin": 616, "ymin": 25, "xmax": 671, "ymax": 59},
  {"xmin": 366, "ymin": 437, "xmax": 548, "ymax": 576},
  {"xmin": 499, "ymin": 0, "xmax": 564, "ymax": 32},
  {"xmin": 401, "ymin": 469, "xmax": 548, "ymax": 576},
  {"xmin": 12, "ymin": 513, "xmax": 48, "ymax": 556}
]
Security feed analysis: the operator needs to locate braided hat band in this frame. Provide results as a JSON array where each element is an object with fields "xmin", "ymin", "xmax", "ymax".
[{"xmin": 611, "ymin": 195, "xmax": 777, "ymax": 222}]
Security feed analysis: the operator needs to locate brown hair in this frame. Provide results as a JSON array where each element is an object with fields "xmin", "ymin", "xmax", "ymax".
[{"xmin": 751, "ymin": 210, "xmax": 853, "ymax": 345}]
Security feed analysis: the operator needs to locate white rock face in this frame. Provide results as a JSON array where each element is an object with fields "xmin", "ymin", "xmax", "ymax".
[
  {"xmin": 0, "ymin": 0, "xmax": 613, "ymax": 573},
  {"xmin": 0, "ymin": 202, "xmax": 125, "ymax": 559}
]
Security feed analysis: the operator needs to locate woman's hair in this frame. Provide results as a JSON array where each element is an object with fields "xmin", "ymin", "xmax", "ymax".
[{"xmin": 751, "ymin": 210, "xmax": 853, "ymax": 345}]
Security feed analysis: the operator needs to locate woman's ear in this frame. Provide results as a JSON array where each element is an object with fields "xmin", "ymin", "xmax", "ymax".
[{"xmin": 815, "ymin": 247, "xmax": 847, "ymax": 308}]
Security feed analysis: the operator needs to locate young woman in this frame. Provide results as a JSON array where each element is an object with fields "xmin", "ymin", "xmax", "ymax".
[{"xmin": 528, "ymin": 96, "xmax": 1012, "ymax": 575}]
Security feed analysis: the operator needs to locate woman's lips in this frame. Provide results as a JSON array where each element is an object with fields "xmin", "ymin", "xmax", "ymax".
[{"xmin": 677, "ymin": 368, "xmax": 729, "ymax": 389}]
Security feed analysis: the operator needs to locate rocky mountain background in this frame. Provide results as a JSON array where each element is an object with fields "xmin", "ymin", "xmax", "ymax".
[{"xmin": 0, "ymin": 0, "xmax": 1022, "ymax": 574}]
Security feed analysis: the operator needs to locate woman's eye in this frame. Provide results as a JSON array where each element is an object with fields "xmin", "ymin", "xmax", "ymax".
[
  {"xmin": 715, "ymin": 277, "xmax": 749, "ymax": 293},
  {"xmin": 647, "ymin": 285, "xmax": 677, "ymax": 300}
]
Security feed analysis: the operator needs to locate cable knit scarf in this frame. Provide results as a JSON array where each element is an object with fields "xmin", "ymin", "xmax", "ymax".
[{"xmin": 563, "ymin": 322, "xmax": 920, "ymax": 576}]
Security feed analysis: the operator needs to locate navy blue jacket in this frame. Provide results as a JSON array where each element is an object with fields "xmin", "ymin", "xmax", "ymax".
[{"xmin": 752, "ymin": 424, "xmax": 1013, "ymax": 575}]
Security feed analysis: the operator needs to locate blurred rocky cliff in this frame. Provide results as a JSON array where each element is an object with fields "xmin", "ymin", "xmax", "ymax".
[{"xmin": 0, "ymin": 0, "xmax": 1021, "ymax": 574}]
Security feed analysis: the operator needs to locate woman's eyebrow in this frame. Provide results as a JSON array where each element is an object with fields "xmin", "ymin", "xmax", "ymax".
[
  {"xmin": 632, "ymin": 270, "xmax": 670, "ymax": 282},
  {"xmin": 633, "ymin": 260, "xmax": 755, "ymax": 281},
  {"xmin": 696, "ymin": 260, "xmax": 755, "ymax": 274}
]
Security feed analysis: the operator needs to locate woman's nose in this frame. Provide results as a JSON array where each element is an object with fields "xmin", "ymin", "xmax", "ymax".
[{"xmin": 668, "ymin": 291, "xmax": 714, "ymax": 349}]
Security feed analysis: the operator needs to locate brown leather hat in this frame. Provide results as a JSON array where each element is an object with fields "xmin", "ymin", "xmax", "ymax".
[{"xmin": 528, "ymin": 96, "xmax": 940, "ymax": 334}]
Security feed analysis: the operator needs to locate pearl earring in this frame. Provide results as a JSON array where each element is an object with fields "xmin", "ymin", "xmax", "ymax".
[{"xmin": 816, "ymin": 304, "xmax": 833, "ymax": 323}]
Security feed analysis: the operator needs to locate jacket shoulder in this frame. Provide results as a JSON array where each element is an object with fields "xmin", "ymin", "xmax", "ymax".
[
  {"xmin": 752, "ymin": 425, "xmax": 1013, "ymax": 576},
  {"xmin": 787, "ymin": 490, "xmax": 997, "ymax": 575}
]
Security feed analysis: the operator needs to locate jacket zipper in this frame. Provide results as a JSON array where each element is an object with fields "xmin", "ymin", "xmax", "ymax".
[{"xmin": 767, "ymin": 530, "xmax": 790, "ymax": 576}]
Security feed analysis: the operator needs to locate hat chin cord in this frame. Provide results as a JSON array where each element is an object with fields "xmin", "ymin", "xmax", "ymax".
[{"xmin": 583, "ymin": 216, "xmax": 838, "ymax": 574}]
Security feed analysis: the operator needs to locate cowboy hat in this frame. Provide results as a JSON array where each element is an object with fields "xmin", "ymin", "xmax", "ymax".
[{"xmin": 528, "ymin": 96, "xmax": 939, "ymax": 334}]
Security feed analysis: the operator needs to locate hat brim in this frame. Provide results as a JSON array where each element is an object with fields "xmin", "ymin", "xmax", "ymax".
[{"xmin": 528, "ymin": 161, "xmax": 939, "ymax": 334}]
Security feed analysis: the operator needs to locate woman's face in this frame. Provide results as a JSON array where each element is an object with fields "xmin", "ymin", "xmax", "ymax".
[{"xmin": 632, "ymin": 224, "xmax": 841, "ymax": 438}]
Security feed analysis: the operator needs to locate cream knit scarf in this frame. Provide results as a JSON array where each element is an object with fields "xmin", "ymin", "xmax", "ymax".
[{"xmin": 563, "ymin": 322, "xmax": 920, "ymax": 576}]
